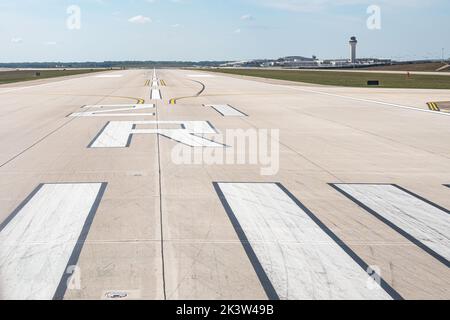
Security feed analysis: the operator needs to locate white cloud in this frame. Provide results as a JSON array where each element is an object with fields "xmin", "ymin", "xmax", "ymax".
[
  {"xmin": 128, "ymin": 15, "xmax": 152, "ymax": 24},
  {"xmin": 11, "ymin": 37, "xmax": 23, "ymax": 43},
  {"xmin": 241, "ymin": 14, "xmax": 254, "ymax": 21},
  {"xmin": 256, "ymin": 0, "xmax": 441, "ymax": 12}
]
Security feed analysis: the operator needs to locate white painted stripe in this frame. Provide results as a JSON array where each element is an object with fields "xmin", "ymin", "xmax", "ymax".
[
  {"xmin": 93, "ymin": 74, "xmax": 123, "ymax": 78},
  {"xmin": 188, "ymin": 74, "xmax": 215, "ymax": 78},
  {"xmin": 334, "ymin": 184, "xmax": 450, "ymax": 263},
  {"xmin": 277, "ymin": 83, "xmax": 450, "ymax": 117},
  {"xmin": 82, "ymin": 104, "xmax": 146, "ymax": 108},
  {"xmin": 0, "ymin": 183, "xmax": 104, "ymax": 300},
  {"xmin": 209, "ymin": 71, "xmax": 450, "ymax": 117},
  {"xmin": 69, "ymin": 104, "xmax": 155, "ymax": 117},
  {"xmin": 0, "ymin": 74, "xmax": 101, "ymax": 95},
  {"xmin": 90, "ymin": 121, "xmax": 134, "ymax": 148},
  {"xmin": 151, "ymin": 89, "xmax": 162, "ymax": 100},
  {"xmin": 216, "ymin": 183, "xmax": 392, "ymax": 300},
  {"xmin": 90, "ymin": 120, "xmax": 224, "ymax": 148},
  {"xmin": 206, "ymin": 104, "xmax": 247, "ymax": 117}
]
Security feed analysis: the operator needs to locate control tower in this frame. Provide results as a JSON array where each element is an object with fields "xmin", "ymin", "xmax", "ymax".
[{"xmin": 349, "ymin": 36, "xmax": 358, "ymax": 64}]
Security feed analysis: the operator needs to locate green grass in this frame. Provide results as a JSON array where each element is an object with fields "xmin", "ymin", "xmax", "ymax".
[
  {"xmin": 362, "ymin": 62, "xmax": 449, "ymax": 72},
  {"xmin": 206, "ymin": 68, "xmax": 450, "ymax": 89},
  {"xmin": 0, "ymin": 69, "xmax": 107, "ymax": 85}
]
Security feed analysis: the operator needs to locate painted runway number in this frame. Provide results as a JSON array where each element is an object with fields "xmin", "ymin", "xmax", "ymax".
[
  {"xmin": 0, "ymin": 183, "xmax": 106, "ymax": 300},
  {"xmin": 89, "ymin": 120, "xmax": 225, "ymax": 148},
  {"xmin": 214, "ymin": 182, "xmax": 398, "ymax": 300},
  {"xmin": 69, "ymin": 104, "xmax": 155, "ymax": 117}
]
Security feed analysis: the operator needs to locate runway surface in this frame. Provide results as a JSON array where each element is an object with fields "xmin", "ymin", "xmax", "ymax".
[{"xmin": 0, "ymin": 69, "xmax": 449, "ymax": 300}]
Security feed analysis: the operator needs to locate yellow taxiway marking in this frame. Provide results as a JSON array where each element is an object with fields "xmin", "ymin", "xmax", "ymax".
[
  {"xmin": 160, "ymin": 80, "xmax": 166, "ymax": 86},
  {"xmin": 168, "ymin": 79, "xmax": 205, "ymax": 105},
  {"xmin": 145, "ymin": 80, "xmax": 151, "ymax": 87},
  {"xmin": 427, "ymin": 102, "xmax": 440, "ymax": 111}
]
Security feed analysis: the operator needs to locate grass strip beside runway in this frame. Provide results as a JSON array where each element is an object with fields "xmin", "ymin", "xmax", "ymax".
[
  {"xmin": 0, "ymin": 69, "xmax": 107, "ymax": 85},
  {"xmin": 206, "ymin": 68, "xmax": 450, "ymax": 89}
]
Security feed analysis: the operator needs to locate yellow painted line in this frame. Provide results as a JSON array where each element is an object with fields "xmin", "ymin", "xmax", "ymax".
[
  {"xmin": 160, "ymin": 80, "xmax": 166, "ymax": 86},
  {"xmin": 137, "ymin": 98, "xmax": 145, "ymax": 104},
  {"xmin": 427, "ymin": 102, "xmax": 440, "ymax": 111},
  {"xmin": 169, "ymin": 98, "xmax": 176, "ymax": 105}
]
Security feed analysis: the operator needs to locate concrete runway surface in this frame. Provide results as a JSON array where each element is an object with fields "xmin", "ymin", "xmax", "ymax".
[{"xmin": 0, "ymin": 69, "xmax": 449, "ymax": 300}]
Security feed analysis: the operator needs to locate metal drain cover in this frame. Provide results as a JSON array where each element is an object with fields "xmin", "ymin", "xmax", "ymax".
[{"xmin": 105, "ymin": 291, "xmax": 128, "ymax": 299}]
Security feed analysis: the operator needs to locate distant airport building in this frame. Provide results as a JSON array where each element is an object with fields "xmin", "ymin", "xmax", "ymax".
[
  {"xmin": 349, "ymin": 36, "xmax": 358, "ymax": 63},
  {"xmin": 219, "ymin": 37, "xmax": 392, "ymax": 69}
]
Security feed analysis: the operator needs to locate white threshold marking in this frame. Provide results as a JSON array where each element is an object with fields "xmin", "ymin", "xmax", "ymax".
[
  {"xmin": 69, "ymin": 104, "xmax": 155, "ymax": 117},
  {"xmin": 215, "ymin": 183, "xmax": 395, "ymax": 300},
  {"xmin": 151, "ymin": 89, "xmax": 162, "ymax": 100},
  {"xmin": 206, "ymin": 104, "xmax": 247, "ymax": 117},
  {"xmin": 333, "ymin": 184, "xmax": 450, "ymax": 265},
  {"xmin": 0, "ymin": 183, "xmax": 106, "ymax": 300},
  {"xmin": 90, "ymin": 120, "xmax": 225, "ymax": 148}
]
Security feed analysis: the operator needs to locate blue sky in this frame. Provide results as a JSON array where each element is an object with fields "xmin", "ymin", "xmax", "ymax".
[{"xmin": 0, "ymin": 0, "xmax": 449, "ymax": 62}]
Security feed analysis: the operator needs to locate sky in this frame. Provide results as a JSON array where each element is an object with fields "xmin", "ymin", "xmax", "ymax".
[{"xmin": 0, "ymin": 0, "xmax": 449, "ymax": 62}]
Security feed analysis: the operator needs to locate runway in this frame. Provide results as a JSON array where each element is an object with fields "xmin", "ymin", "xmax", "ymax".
[{"xmin": 0, "ymin": 69, "xmax": 449, "ymax": 300}]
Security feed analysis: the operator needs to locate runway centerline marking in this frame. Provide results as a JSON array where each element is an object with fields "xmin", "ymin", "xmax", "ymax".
[
  {"xmin": 0, "ymin": 183, "xmax": 107, "ymax": 300},
  {"xmin": 151, "ymin": 89, "xmax": 162, "ymax": 100},
  {"xmin": 332, "ymin": 184, "xmax": 450, "ymax": 267},
  {"xmin": 214, "ymin": 182, "xmax": 400, "ymax": 300}
]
